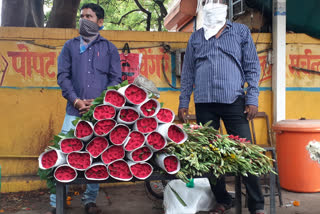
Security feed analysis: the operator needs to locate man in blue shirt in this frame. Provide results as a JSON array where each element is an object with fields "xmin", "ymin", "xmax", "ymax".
[
  {"xmin": 47, "ymin": 3, "xmax": 121, "ymax": 214},
  {"xmin": 178, "ymin": 0, "xmax": 264, "ymax": 214}
]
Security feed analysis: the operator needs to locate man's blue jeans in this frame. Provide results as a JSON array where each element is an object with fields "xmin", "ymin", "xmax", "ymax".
[{"xmin": 50, "ymin": 114, "xmax": 99, "ymax": 208}]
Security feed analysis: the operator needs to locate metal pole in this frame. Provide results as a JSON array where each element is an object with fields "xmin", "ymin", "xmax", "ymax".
[{"xmin": 272, "ymin": 0, "xmax": 286, "ymax": 123}]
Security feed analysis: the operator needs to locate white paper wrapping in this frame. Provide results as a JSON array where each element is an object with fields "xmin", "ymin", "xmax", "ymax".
[
  {"xmin": 127, "ymin": 160, "xmax": 153, "ymax": 180},
  {"xmin": 66, "ymin": 151, "xmax": 93, "ymax": 171},
  {"xmin": 38, "ymin": 149, "xmax": 66, "ymax": 170},
  {"xmin": 103, "ymin": 89, "xmax": 126, "ymax": 109},
  {"xmin": 93, "ymin": 104, "xmax": 116, "ymax": 120},
  {"xmin": 118, "ymin": 84, "xmax": 148, "ymax": 106},
  {"xmin": 74, "ymin": 120, "xmax": 94, "ymax": 142},
  {"xmin": 116, "ymin": 106, "xmax": 140, "ymax": 125},
  {"xmin": 155, "ymin": 153, "xmax": 180, "ymax": 175},
  {"xmin": 84, "ymin": 162, "xmax": 109, "ymax": 181},
  {"xmin": 54, "ymin": 164, "xmax": 78, "ymax": 183},
  {"xmin": 157, "ymin": 123, "xmax": 188, "ymax": 145},
  {"xmin": 107, "ymin": 159, "xmax": 133, "ymax": 181}
]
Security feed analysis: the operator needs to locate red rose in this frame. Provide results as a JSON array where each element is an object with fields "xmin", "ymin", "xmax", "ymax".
[
  {"xmin": 136, "ymin": 118, "xmax": 157, "ymax": 134},
  {"xmin": 55, "ymin": 166, "xmax": 77, "ymax": 181},
  {"xmin": 86, "ymin": 137, "xmax": 109, "ymax": 158},
  {"xmin": 132, "ymin": 147, "xmax": 152, "ymax": 162},
  {"xmin": 164, "ymin": 156, "xmax": 178, "ymax": 172},
  {"xmin": 168, "ymin": 125, "xmax": 185, "ymax": 143},
  {"xmin": 125, "ymin": 85, "xmax": 147, "ymax": 104},
  {"xmin": 94, "ymin": 119, "xmax": 116, "ymax": 136},
  {"xmin": 147, "ymin": 132, "xmax": 165, "ymax": 150},
  {"xmin": 85, "ymin": 165, "xmax": 109, "ymax": 179},
  {"xmin": 41, "ymin": 150, "xmax": 58, "ymax": 169},
  {"xmin": 76, "ymin": 121, "xmax": 93, "ymax": 138},
  {"xmin": 104, "ymin": 90, "xmax": 125, "ymax": 107},
  {"xmin": 108, "ymin": 160, "xmax": 132, "ymax": 179},
  {"xmin": 125, "ymin": 131, "xmax": 145, "ymax": 151},
  {"xmin": 93, "ymin": 105, "xmax": 116, "ymax": 120},
  {"xmin": 140, "ymin": 99, "xmax": 157, "ymax": 117},
  {"xmin": 101, "ymin": 146, "xmax": 125, "ymax": 164},
  {"xmin": 156, "ymin": 108, "xmax": 174, "ymax": 123},
  {"xmin": 130, "ymin": 163, "xmax": 152, "ymax": 179},
  {"xmin": 109, "ymin": 125, "xmax": 129, "ymax": 145},
  {"xmin": 119, "ymin": 108, "xmax": 139, "ymax": 122},
  {"xmin": 60, "ymin": 138, "xmax": 83, "ymax": 153},
  {"xmin": 67, "ymin": 152, "xmax": 91, "ymax": 170}
]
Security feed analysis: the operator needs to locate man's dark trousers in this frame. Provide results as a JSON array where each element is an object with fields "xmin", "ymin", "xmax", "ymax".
[{"xmin": 195, "ymin": 96, "xmax": 264, "ymax": 213}]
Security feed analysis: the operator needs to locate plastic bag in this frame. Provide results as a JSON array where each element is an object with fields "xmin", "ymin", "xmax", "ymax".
[{"xmin": 163, "ymin": 178, "xmax": 216, "ymax": 214}]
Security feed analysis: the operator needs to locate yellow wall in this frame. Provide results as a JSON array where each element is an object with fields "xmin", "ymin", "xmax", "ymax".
[{"xmin": 0, "ymin": 27, "xmax": 320, "ymax": 192}]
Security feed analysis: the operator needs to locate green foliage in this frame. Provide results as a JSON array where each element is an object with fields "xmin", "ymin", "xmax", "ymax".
[
  {"xmin": 166, "ymin": 123, "xmax": 276, "ymax": 183},
  {"xmin": 46, "ymin": 0, "xmax": 169, "ymax": 31}
]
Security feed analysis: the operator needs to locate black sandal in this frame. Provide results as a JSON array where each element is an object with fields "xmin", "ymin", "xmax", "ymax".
[
  {"xmin": 85, "ymin": 202, "xmax": 102, "ymax": 214},
  {"xmin": 45, "ymin": 208, "xmax": 56, "ymax": 214}
]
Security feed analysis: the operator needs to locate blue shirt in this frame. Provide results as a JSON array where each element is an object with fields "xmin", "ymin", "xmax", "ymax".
[
  {"xmin": 57, "ymin": 35, "xmax": 122, "ymax": 117},
  {"xmin": 179, "ymin": 21, "xmax": 260, "ymax": 109}
]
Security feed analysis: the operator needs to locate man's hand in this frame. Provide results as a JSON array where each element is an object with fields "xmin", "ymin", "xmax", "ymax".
[
  {"xmin": 244, "ymin": 105, "xmax": 258, "ymax": 120},
  {"xmin": 75, "ymin": 99, "xmax": 93, "ymax": 115},
  {"xmin": 178, "ymin": 108, "xmax": 189, "ymax": 123}
]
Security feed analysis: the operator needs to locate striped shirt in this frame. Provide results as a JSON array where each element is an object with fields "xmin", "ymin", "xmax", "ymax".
[{"xmin": 179, "ymin": 21, "xmax": 260, "ymax": 109}]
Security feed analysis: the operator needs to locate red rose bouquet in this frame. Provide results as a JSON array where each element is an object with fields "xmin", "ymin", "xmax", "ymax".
[
  {"xmin": 155, "ymin": 153, "xmax": 180, "ymax": 174},
  {"xmin": 128, "ymin": 161, "xmax": 153, "ymax": 180},
  {"xmin": 60, "ymin": 138, "xmax": 83, "ymax": 154},
  {"xmin": 158, "ymin": 123, "xmax": 187, "ymax": 144},
  {"xmin": 93, "ymin": 104, "xmax": 116, "ymax": 120},
  {"xmin": 108, "ymin": 160, "xmax": 133, "ymax": 181},
  {"xmin": 67, "ymin": 152, "xmax": 92, "ymax": 170},
  {"xmin": 156, "ymin": 108, "xmax": 174, "ymax": 123},
  {"xmin": 39, "ymin": 149, "xmax": 66, "ymax": 170},
  {"xmin": 128, "ymin": 146, "xmax": 153, "ymax": 162},
  {"xmin": 168, "ymin": 125, "xmax": 186, "ymax": 143},
  {"xmin": 124, "ymin": 131, "xmax": 145, "ymax": 151},
  {"xmin": 54, "ymin": 165, "xmax": 77, "ymax": 183},
  {"xmin": 85, "ymin": 163, "xmax": 109, "ymax": 180},
  {"xmin": 75, "ymin": 121, "xmax": 93, "ymax": 141},
  {"xmin": 135, "ymin": 118, "xmax": 157, "ymax": 134},
  {"xmin": 164, "ymin": 156, "xmax": 179, "ymax": 172},
  {"xmin": 86, "ymin": 137, "xmax": 109, "ymax": 158},
  {"xmin": 93, "ymin": 119, "xmax": 116, "ymax": 136},
  {"xmin": 104, "ymin": 90, "xmax": 126, "ymax": 108},
  {"xmin": 122, "ymin": 84, "xmax": 147, "ymax": 105},
  {"xmin": 139, "ymin": 99, "xmax": 159, "ymax": 117},
  {"xmin": 101, "ymin": 145, "xmax": 125, "ymax": 164},
  {"xmin": 40, "ymin": 150, "xmax": 58, "ymax": 169},
  {"xmin": 146, "ymin": 132, "xmax": 166, "ymax": 151},
  {"xmin": 109, "ymin": 125, "xmax": 130, "ymax": 145},
  {"xmin": 117, "ymin": 107, "xmax": 139, "ymax": 124}
]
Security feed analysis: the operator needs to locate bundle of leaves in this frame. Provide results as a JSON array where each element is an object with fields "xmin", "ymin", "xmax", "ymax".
[{"xmin": 165, "ymin": 122, "xmax": 276, "ymax": 183}]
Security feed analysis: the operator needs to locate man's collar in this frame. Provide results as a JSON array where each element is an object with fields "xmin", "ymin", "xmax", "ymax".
[{"xmin": 226, "ymin": 20, "xmax": 233, "ymax": 29}]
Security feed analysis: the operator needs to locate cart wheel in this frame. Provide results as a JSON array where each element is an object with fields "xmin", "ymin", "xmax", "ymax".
[{"xmin": 145, "ymin": 180, "xmax": 168, "ymax": 199}]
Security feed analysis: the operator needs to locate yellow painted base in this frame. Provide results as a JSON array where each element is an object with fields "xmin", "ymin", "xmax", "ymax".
[{"xmin": 1, "ymin": 176, "xmax": 47, "ymax": 193}]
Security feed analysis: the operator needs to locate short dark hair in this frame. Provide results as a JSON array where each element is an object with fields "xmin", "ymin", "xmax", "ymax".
[{"xmin": 80, "ymin": 3, "xmax": 105, "ymax": 20}]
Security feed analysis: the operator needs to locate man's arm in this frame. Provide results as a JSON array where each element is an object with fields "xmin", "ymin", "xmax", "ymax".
[
  {"xmin": 57, "ymin": 42, "xmax": 78, "ymax": 105},
  {"xmin": 242, "ymin": 27, "xmax": 261, "ymax": 119},
  {"xmin": 107, "ymin": 44, "xmax": 122, "ymax": 87},
  {"xmin": 178, "ymin": 34, "xmax": 195, "ymax": 122}
]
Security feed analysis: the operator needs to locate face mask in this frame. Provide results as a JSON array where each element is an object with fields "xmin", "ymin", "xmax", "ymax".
[
  {"xmin": 79, "ymin": 19, "xmax": 100, "ymax": 42},
  {"xmin": 202, "ymin": 3, "xmax": 227, "ymax": 40}
]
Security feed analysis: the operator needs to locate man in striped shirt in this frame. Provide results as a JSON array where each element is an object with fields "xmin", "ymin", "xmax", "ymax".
[{"xmin": 178, "ymin": 0, "xmax": 264, "ymax": 214}]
